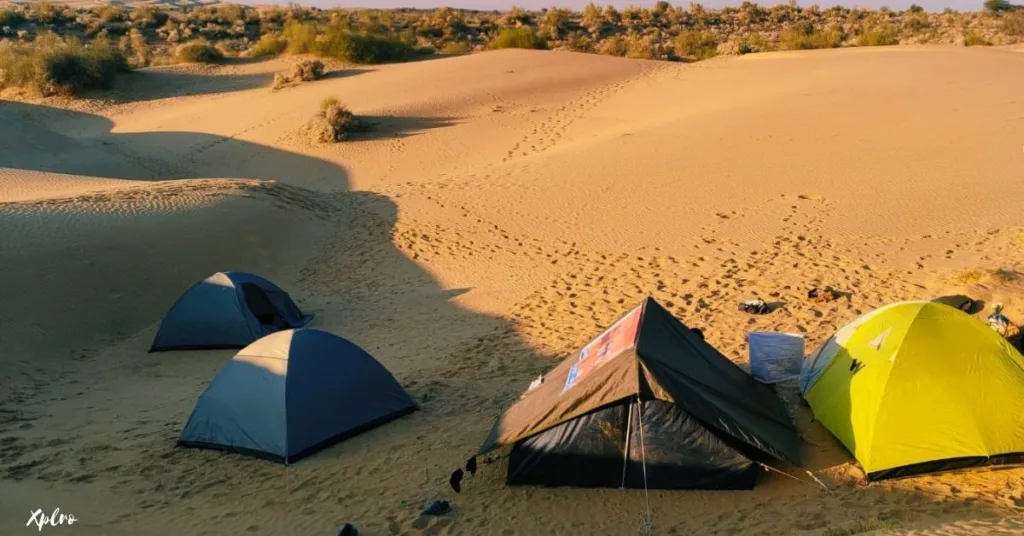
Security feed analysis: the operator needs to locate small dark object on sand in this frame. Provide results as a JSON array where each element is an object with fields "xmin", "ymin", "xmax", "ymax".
[
  {"xmin": 739, "ymin": 299, "xmax": 770, "ymax": 315},
  {"xmin": 808, "ymin": 286, "xmax": 840, "ymax": 303},
  {"xmin": 465, "ymin": 456, "xmax": 477, "ymax": 476},
  {"xmin": 422, "ymin": 500, "xmax": 452, "ymax": 516},
  {"xmin": 338, "ymin": 523, "xmax": 359, "ymax": 536},
  {"xmin": 449, "ymin": 468, "xmax": 463, "ymax": 493}
]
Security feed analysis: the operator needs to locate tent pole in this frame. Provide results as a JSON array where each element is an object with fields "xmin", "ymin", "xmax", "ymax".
[{"xmin": 620, "ymin": 397, "xmax": 634, "ymax": 489}]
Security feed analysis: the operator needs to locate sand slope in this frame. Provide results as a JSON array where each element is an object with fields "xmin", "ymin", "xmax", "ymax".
[{"xmin": 1, "ymin": 47, "xmax": 1023, "ymax": 535}]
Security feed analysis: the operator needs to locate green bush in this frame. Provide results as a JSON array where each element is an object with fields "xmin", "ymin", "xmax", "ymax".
[
  {"xmin": 675, "ymin": 30, "xmax": 719, "ymax": 60},
  {"xmin": 984, "ymin": 0, "xmax": 1014, "ymax": 13},
  {"xmin": 176, "ymin": 40, "xmax": 224, "ymax": 63},
  {"xmin": 780, "ymin": 23, "xmax": 843, "ymax": 50},
  {"xmin": 0, "ymin": 35, "xmax": 130, "ymax": 96},
  {"xmin": 857, "ymin": 29, "xmax": 899, "ymax": 46},
  {"xmin": 490, "ymin": 27, "xmax": 547, "ymax": 49},
  {"xmin": 315, "ymin": 28, "xmax": 416, "ymax": 64},
  {"xmin": 249, "ymin": 34, "xmax": 288, "ymax": 57}
]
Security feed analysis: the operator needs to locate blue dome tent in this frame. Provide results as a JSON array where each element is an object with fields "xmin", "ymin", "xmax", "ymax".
[
  {"xmin": 150, "ymin": 271, "xmax": 313, "ymax": 352},
  {"xmin": 178, "ymin": 329, "xmax": 417, "ymax": 463}
]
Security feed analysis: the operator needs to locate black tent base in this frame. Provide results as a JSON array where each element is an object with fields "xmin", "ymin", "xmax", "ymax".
[
  {"xmin": 177, "ymin": 405, "xmax": 418, "ymax": 464},
  {"xmin": 507, "ymin": 400, "xmax": 759, "ymax": 490},
  {"xmin": 866, "ymin": 452, "xmax": 1024, "ymax": 482}
]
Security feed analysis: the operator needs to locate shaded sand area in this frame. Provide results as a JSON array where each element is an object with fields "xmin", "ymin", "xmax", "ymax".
[{"xmin": 2, "ymin": 46, "xmax": 1023, "ymax": 535}]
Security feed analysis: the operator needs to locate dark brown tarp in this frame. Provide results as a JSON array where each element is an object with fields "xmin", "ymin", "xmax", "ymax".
[{"xmin": 479, "ymin": 297, "xmax": 801, "ymax": 467}]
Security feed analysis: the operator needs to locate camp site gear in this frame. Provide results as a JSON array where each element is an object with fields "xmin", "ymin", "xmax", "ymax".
[
  {"xmin": 739, "ymin": 299, "xmax": 770, "ymax": 315},
  {"xmin": 178, "ymin": 329, "xmax": 417, "ymax": 463},
  {"xmin": 801, "ymin": 301, "xmax": 1024, "ymax": 481},
  {"xmin": 478, "ymin": 297, "xmax": 801, "ymax": 490},
  {"xmin": 151, "ymin": 271, "xmax": 313, "ymax": 352},
  {"xmin": 987, "ymin": 303, "xmax": 1011, "ymax": 337},
  {"xmin": 808, "ymin": 287, "xmax": 840, "ymax": 303}
]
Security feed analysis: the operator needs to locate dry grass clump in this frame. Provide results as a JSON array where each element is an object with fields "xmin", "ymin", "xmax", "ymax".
[
  {"xmin": 175, "ymin": 39, "xmax": 223, "ymax": 63},
  {"xmin": 272, "ymin": 59, "xmax": 325, "ymax": 89},
  {"xmin": 303, "ymin": 96, "xmax": 364, "ymax": 143},
  {"xmin": 0, "ymin": 33, "xmax": 130, "ymax": 96}
]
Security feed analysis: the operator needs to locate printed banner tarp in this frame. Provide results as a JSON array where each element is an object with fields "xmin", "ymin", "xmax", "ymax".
[{"xmin": 563, "ymin": 305, "xmax": 643, "ymax": 393}]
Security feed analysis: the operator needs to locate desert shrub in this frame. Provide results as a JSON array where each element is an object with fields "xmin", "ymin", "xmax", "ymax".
[
  {"xmin": 283, "ymin": 21, "xmax": 319, "ymax": 54},
  {"xmin": 598, "ymin": 36, "xmax": 628, "ymax": 56},
  {"xmin": 248, "ymin": 34, "xmax": 287, "ymax": 57},
  {"xmin": 0, "ymin": 34, "xmax": 130, "ymax": 96},
  {"xmin": 439, "ymin": 41, "xmax": 473, "ymax": 54},
  {"xmin": 780, "ymin": 23, "xmax": 843, "ymax": 50},
  {"xmin": 1004, "ymin": 11, "xmax": 1024, "ymax": 36},
  {"xmin": 908, "ymin": 4, "xmax": 925, "ymax": 12},
  {"xmin": 176, "ymin": 39, "xmax": 224, "ymax": 63},
  {"xmin": 675, "ymin": 30, "xmax": 719, "ymax": 60},
  {"xmin": 0, "ymin": 7, "xmax": 25, "ymax": 27},
  {"xmin": 132, "ymin": 6, "xmax": 169, "ymax": 28},
  {"xmin": 315, "ymin": 28, "xmax": 416, "ymax": 63},
  {"xmin": 29, "ymin": 2, "xmax": 65, "ymax": 24},
  {"xmin": 738, "ymin": 32, "xmax": 771, "ymax": 54},
  {"xmin": 119, "ymin": 28, "xmax": 152, "ymax": 67},
  {"xmin": 963, "ymin": 31, "xmax": 990, "ymax": 45},
  {"xmin": 490, "ymin": 27, "xmax": 547, "ymax": 49},
  {"xmin": 305, "ymin": 97, "xmax": 363, "ymax": 142},
  {"xmin": 95, "ymin": 6, "xmax": 127, "ymax": 23},
  {"xmin": 272, "ymin": 59, "xmax": 324, "ymax": 89},
  {"xmin": 857, "ymin": 28, "xmax": 899, "ymax": 46},
  {"xmin": 563, "ymin": 31, "xmax": 594, "ymax": 53}
]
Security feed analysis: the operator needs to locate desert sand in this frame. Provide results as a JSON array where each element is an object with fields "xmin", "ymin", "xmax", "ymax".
[{"xmin": 2, "ymin": 46, "xmax": 1024, "ymax": 535}]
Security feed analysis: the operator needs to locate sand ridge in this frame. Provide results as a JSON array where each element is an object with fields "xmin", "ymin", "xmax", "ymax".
[{"xmin": 1, "ymin": 46, "xmax": 1024, "ymax": 535}]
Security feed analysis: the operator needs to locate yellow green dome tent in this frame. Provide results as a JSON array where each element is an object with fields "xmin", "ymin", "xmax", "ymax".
[{"xmin": 800, "ymin": 301, "xmax": 1024, "ymax": 480}]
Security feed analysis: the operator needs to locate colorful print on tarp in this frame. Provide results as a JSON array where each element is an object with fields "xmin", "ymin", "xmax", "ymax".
[{"xmin": 563, "ymin": 305, "xmax": 643, "ymax": 393}]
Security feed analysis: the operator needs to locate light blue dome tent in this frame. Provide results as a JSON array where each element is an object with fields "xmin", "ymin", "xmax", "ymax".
[
  {"xmin": 178, "ymin": 329, "xmax": 418, "ymax": 463},
  {"xmin": 150, "ymin": 271, "xmax": 313, "ymax": 352}
]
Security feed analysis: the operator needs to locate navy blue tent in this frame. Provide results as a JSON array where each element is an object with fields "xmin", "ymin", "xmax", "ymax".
[
  {"xmin": 150, "ymin": 271, "xmax": 312, "ymax": 352},
  {"xmin": 178, "ymin": 328, "xmax": 417, "ymax": 463}
]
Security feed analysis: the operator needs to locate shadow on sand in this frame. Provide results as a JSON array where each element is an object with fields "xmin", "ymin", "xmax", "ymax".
[
  {"xmin": 82, "ymin": 60, "xmax": 371, "ymax": 103},
  {"xmin": 0, "ymin": 101, "xmax": 453, "ymax": 186}
]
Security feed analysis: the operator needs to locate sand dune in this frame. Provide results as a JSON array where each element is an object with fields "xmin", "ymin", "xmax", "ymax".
[{"xmin": 1, "ymin": 46, "xmax": 1023, "ymax": 535}]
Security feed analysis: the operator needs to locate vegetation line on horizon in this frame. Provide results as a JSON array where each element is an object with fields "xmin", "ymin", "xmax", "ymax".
[{"xmin": 1, "ymin": 1, "xmax": 1022, "ymax": 97}]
